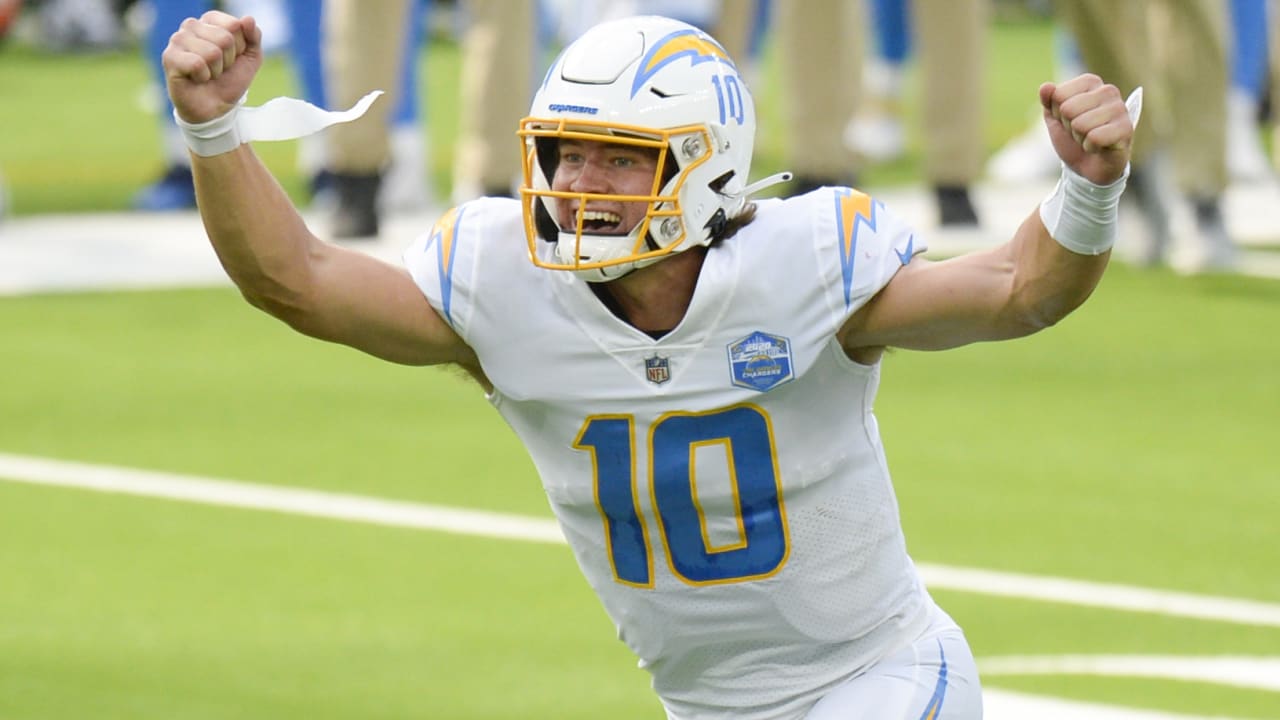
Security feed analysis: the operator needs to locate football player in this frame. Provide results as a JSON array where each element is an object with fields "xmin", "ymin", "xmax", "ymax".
[{"xmin": 163, "ymin": 11, "xmax": 1136, "ymax": 719}]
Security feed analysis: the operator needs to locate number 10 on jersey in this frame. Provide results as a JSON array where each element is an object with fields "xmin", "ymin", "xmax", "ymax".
[{"xmin": 574, "ymin": 405, "xmax": 790, "ymax": 588}]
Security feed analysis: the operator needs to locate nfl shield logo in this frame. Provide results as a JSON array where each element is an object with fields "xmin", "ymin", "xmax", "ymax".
[{"xmin": 645, "ymin": 355, "xmax": 671, "ymax": 385}]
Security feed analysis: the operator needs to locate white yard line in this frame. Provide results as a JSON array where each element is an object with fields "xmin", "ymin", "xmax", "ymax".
[
  {"xmin": 982, "ymin": 688, "xmax": 1254, "ymax": 720},
  {"xmin": 0, "ymin": 452, "xmax": 564, "ymax": 544},
  {"xmin": 3, "ymin": 451, "xmax": 1278, "ymax": 629},
  {"xmin": 1, "ymin": 451, "xmax": 1274, "ymax": 720},
  {"xmin": 915, "ymin": 564, "xmax": 1280, "ymax": 628},
  {"xmin": 980, "ymin": 655, "xmax": 1280, "ymax": 693}
]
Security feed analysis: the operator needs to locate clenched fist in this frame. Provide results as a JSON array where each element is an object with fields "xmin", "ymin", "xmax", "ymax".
[
  {"xmin": 1040, "ymin": 74, "xmax": 1134, "ymax": 187},
  {"xmin": 163, "ymin": 11, "xmax": 262, "ymax": 125}
]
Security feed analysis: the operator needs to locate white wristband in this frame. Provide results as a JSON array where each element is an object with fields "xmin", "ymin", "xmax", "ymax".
[
  {"xmin": 174, "ymin": 96, "xmax": 248, "ymax": 157},
  {"xmin": 1038, "ymin": 86, "xmax": 1144, "ymax": 256},
  {"xmin": 1038, "ymin": 163, "xmax": 1128, "ymax": 255},
  {"xmin": 174, "ymin": 90, "xmax": 385, "ymax": 158}
]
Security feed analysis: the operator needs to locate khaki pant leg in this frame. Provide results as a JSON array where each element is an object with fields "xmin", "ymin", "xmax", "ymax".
[
  {"xmin": 453, "ymin": 0, "xmax": 536, "ymax": 199},
  {"xmin": 914, "ymin": 0, "xmax": 988, "ymax": 186},
  {"xmin": 775, "ymin": 0, "xmax": 862, "ymax": 181},
  {"xmin": 1053, "ymin": 0, "xmax": 1161, "ymax": 165},
  {"xmin": 324, "ymin": 0, "xmax": 413, "ymax": 173},
  {"xmin": 714, "ymin": 0, "xmax": 755, "ymax": 65},
  {"xmin": 1155, "ymin": 0, "xmax": 1227, "ymax": 196}
]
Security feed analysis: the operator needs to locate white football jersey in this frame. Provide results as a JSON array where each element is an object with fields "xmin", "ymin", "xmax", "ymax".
[{"xmin": 405, "ymin": 187, "xmax": 933, "ymax": 720}]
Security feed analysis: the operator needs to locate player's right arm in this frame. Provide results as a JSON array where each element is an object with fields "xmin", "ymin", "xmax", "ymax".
[{"xmin": 163, "ymin": 12, "xmax": 475, "ymax": 369}]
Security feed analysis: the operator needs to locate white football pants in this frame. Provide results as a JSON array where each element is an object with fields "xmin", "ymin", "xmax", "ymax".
[{"xmin": 803, "ymin": 606, "xmax": 983, "ymax": 719}]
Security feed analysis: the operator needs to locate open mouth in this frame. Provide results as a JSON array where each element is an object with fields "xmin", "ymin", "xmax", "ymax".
[{"xmin": 577, "ymin": 209, "xmax": 625, "ymax": 234}]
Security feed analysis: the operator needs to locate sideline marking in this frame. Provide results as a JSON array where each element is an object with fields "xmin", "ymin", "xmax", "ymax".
[
  {"xmin": 3, "ymin": 451, "xmax": 1280, "ymax": 629},
  {"xmin": 0, "ymin": 452, "xmax": 563, "ymax": 544},
  {"xmin": 0, "ymin": 453, "xmax": 1272, "ymax": 719},
  {"xmin": 914, "ymin": 564, "xmax": 1280, "ymax": 628},
  {"xmin": 980, "ymin": 655, "xmax": 1280, "ymax": 693},
  {"xmin": 982, "ymin": 688, "xmax": 1253, "ymax": 720}
]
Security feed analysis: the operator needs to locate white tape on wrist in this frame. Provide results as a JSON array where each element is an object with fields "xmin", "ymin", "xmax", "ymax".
[
  {"xmin": 1038, "ymin": 87, "xmax": 1144, "ymax": 256},
  {"xmin": 1038, "ymin": 163, "xmax": 1128, "ymax": 255},
  {"xmin": 174, "ymin": 90, "xmax": 384, "ymax": 158}
]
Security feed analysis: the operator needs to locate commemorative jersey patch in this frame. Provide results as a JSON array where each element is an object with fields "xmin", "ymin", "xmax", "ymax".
[
  {"xmin": 727, "ymin": 331, "xmax": 794, "ymax": 392},
  {"xmin": 645, "ymin": 355, "xmax": 671, "ymax": 385}
]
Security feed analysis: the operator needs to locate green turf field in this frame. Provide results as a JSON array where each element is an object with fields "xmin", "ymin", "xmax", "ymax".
[
  {"xmin": 1, "ymin": 268, "xmax": 1277, "ymax": 719},
  {"xmin": 2, "ymin": 10, "xmax": 1279, "ymax": 720}
]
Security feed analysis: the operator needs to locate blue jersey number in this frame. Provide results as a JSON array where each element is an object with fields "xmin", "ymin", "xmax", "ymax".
[
  {"xmin": 712, "ymin": 74, "xmax": 746, "ymax": 126},
  {"xmin": 575, "ymin": 405, "xmax": 789, "ymax": 587}
]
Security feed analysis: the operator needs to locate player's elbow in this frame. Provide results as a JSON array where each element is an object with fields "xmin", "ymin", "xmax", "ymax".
[
  {"xmin": 1010, "ymin": 304, "xmax": 1063, "ymax": 336},
  {"xmin": 1006, "ymin": 290, "xmax": 1089, "ymax": 337},
  {"xmin": 239, "ymin": 276, "xmax": 319, "ymax": 332}
]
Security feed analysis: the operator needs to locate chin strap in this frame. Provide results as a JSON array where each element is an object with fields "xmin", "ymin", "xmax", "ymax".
[{"xmin": 739, "ymin": 171, "xmax": 794, "ymax": 199}]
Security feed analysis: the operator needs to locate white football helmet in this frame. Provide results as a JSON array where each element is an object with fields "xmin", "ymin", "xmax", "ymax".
[{"xmin": 519, "ymin": 16, "xmax": 763, "ymax": 281}]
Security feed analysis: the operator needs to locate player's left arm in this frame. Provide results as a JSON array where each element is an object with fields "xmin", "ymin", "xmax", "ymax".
[{"xmin": 840, "ymin": 74, "xmax": 1135, "ymax": 352}]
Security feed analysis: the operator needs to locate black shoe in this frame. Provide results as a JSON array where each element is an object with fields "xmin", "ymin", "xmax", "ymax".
[
  {"xmin": 330, "ymin": 172, "xmax": 381, "ymax": 239},
  {"xmin": 935, "ymin": 184, "xmax": 979, "ymax": 227}
]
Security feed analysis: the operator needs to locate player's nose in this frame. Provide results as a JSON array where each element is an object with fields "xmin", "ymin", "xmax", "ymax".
[{"xmin": 568, "ymin": 157, "xmax": 612, "ymax": 193}]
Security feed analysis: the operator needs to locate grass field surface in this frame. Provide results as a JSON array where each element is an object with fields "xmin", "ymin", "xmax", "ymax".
[
  {"xmin": 1, "ymin": 266, "xmax": 1277, "ymax": 718},
  {"xmin": 2, "ymin": 10, "xmax": 1278, "ymax": 720}
]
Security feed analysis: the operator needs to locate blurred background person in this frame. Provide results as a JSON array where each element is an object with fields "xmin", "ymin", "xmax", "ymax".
[
  {"xmin": 773, "ymin": 0, "xmax": 864, "ymax": 193},
  {"xmin": 133, "ymin": 0, "xmax": 287, "ymax": 212},
  {"xmin": 1225, "ymin": 0, "xmax": 1272, "ymax": 183},
  {"xmin": 452, "ymin": 0, "xmax": 722, "ymax": 205},
  {"xmin": 1272, "ymin": 0, "xmax": 1280, "ymax": 171},
  {"xmin": 323, "ymin": 0, "xmax": 431, "ymax": 238},
  {"xmin": 844, "ymin": 0, "xmax": 910, "ymax": 164},
  {"xmin": 0, "ymin": 0, "xmax": 22, "ymax": 43},
  {"xmin": 722, "ymin": 0, "xmax": 988, "ymax": 230},
  {"xmin": 34, "ymin": 0, "xmax": 121, "ymax": 51},
  {"xmin": 985, "ymin": 25, "xmax": 1084, "ymax": 183},
  {"xmin": 450, "ymin": 0, "xmax": 537, "ymax": 202},
  {"xmin": 712, "ymin": 0, "xmax": 771, "ymax": 88},
  {"xmin": 1055, "ymin": 0, "xmax": 1235, "ymax": 272},
  {"xmin": 911, "ymin": 0, "xmax": 988, "ymax": 229},
  {"xmin": 1, "ymin": 0, "xmax": 21, "ymax": 222},
  {"xmin": 549, "ymin": 0, "xmax": 719, "ymax": 41},
  {"xmin": 133, "ymin": 0, "xmax": 430, "ymax": 227},
  {"xmin": 133, "ymin": 0, "xmax": 309, "ymax": 211},
  {"xmin": 807, "ymin": 0, "xmax": 990, "ymax": 229}
]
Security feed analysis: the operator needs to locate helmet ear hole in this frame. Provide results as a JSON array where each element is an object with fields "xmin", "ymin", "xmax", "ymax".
[{"xmin": 709, "ymin": 170, "xmax": 735, "ymax": 194}]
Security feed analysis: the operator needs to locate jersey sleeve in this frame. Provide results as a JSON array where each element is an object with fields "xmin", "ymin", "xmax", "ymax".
[
  {"xmin": 401, "ymin": 201, "xmax": 486, "ymax": 344},
  {"xmin": 811, "ymin": 186, "xmax": 926, "ymax": 323}
]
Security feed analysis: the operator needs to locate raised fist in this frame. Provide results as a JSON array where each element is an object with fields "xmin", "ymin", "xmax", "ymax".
[
  {"xmin": 162, "ymin": 11, "xmax": 263, "ymax": 125},
  {"xmin": 1040, "ymin": 74, "xmax": 1135, "ymax": 186}
]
